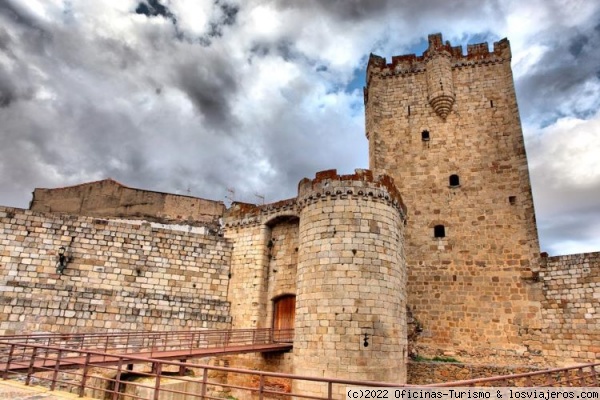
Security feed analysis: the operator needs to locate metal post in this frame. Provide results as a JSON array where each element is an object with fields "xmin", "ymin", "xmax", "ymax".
[
  {"xmin": 328, "ymin": 381, "xmax": 333, "ymax": 400},
  {"xmin": 3, "ymin": 344, "xmax": 15, "ymax": 380},
  {"xmin": 79, "ymin": 353, "xmax": 92, "ymax": 397},
  {"xmin": 112, "ymin": 358, "xmax": 124, "ymax": 400},
  {"xmin": 577, "ymin": 367, "xmax": 585, "ymax": 385},
  {"xmin": 190, "ymin": 332, "xmax": 195, "ymax": 355},
  {"xmin": 153, "ymin": 362, "xmax": 162, "ymax": 400},
  {"xmin": 25, "ymin": 347, "xmax": 38, "ymax": 386},
  {"xmin": 259, "ymin": 374, "xmax": 265, "ymax": 400},
  {"xmin": 178, "ymin": 359, "xmax": 186, "ymax": 376},
  {"xmin": 200, "ymin": 368, "xmax": 208, "ymax": 400},
  {"xmin": 591, "ymin": 365, "xmax": 598, "ymax": 386},
  {"xmin": 50, "ymin": 349, "xmax": 63, "ymax": 391}
]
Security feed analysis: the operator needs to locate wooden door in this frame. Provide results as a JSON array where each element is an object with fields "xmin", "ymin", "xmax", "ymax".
[{"xmin": 273, "ymin": 295, "xmax": 295, "ymax": 341}]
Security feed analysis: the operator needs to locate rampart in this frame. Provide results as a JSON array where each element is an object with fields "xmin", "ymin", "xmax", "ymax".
[
  {"xmin": 0, "ymin": 206, "xmax": 232, "ymax": 334},
  {"xmin": 537, "ymin": 252, "xmax": 600, "ymax": 363},
  {"xmin": 30, "ymin": 179, "xmax": 225, "ymax": 229}
]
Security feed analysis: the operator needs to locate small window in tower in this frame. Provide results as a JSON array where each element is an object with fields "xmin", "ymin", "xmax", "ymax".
[
  {"xmin": 509, "ymin": 196, "xmax": 516, "ymax": 205},
  {"xmin": 408, "ymin": 105, "xmax": 411, "ymax": 116},
  {"xmin": 421, "ymin": 130, "xmax": 430, "ymax": 141},
  {"xmin": 490, "ymin": 100, "xmax": 494, "ymax": 108},
  {"xmin": 449, "ymin": 174, "xmax": 460, "ymax": 187},
  {"xmin": 434, "ymin": 225, "xmax": 446, "ymax": 238}
]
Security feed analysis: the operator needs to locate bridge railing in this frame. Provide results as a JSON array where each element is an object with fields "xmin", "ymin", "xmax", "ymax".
[
  {"xmin": 424, "ymin": 362, "xmax": 599, "ymax": 387},
  {"xmin": 0, "ymin": 340, "xmax": 412, "ymax": 400},
  {"xmin": 0, "ymin": 328, "xmax": 294, "ymax": 359},
  {"xmin": 0, "ymin": 340, "xmax": 598, "ymax": 400}
]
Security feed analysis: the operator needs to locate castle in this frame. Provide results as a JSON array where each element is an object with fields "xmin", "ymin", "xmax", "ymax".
[{"xmin": 0, "ymin": 34, "xmax": 598, "ymax": 394}]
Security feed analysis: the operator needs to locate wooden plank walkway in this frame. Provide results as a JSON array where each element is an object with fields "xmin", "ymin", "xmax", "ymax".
[{"xmin": 5, "ymin": 342, "xmax": 293, "ymax": 374}]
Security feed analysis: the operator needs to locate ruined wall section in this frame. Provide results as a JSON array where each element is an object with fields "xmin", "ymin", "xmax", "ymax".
[
  {"xmin": 0, "ymin": 206, "xmax": 231, "ymax": 334},
  {"xmin": 30, "ymin": 179, "xmax": 224, "ymax": 229},
  {"xmin": 538, "ymin": 252, "xmax": 600, "ymax": 363},
  {"xmin": 365, "ymin": 34, "xmax": 544, "ymax": 363},
  {"xmin": 293, "ymin": 169, "xmax": 408, "ymax": 396}
]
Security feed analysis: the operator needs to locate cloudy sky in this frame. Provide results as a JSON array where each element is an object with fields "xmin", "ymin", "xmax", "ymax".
[{"xmin": 1, "ymin": 0, "xmax": 599, "ymax": 256}]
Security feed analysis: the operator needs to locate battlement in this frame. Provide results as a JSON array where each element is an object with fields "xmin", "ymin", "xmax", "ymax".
[
  {"xmin": 223, "ymin": 198, "xmax": 298, "ymax": 227},
  {"xmin": 367, "ymin": 33, "xmax": 511, "ymax": 79},
  {"xmin": 297, "ymin": 169, "xmax": 407, "ymax": 217}
]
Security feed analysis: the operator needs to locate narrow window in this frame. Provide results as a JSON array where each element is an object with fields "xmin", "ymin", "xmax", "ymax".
[
  {"xmin": 449, "ymin": 174, "xmax": 460, "ymax": 187},
  {"xmin": 434, "ymin": 225, "xmax": 445, "ymax": 238},
  {"xmin": 408, "ymin": 105, "xmax": 411, "ymax": 116},
  {"xmin": 508, "ymin": 196, "xmax": 516, "ymax": 205},
  {"xmin": 490, "ymin": 100, "xmax": 494, "ymax": 108},
  {"xmin": 421, "ymin": 130, "xmax": 430, "ymax": 141}
]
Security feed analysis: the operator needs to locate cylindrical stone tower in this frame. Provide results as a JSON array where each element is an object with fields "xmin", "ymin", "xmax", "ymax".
[{"xmin": 293, "ymin": 169, "xmax": 407, "ymax": 396}]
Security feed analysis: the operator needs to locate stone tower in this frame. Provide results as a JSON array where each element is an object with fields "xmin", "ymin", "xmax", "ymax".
[
  {"xmin": 364, "ymin": 34, "xmax": 543, "ymax": 361},
  {"xmin": 293, "ymin": 169, "xmax": 407, "ymax": 395}
]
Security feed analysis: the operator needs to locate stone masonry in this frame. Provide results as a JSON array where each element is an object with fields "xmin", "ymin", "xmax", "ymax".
[
  {"xmin": 365, "ymin": 33, "xmax": 546, "ymax": 363},
  {"xmin": 293, "ymin": 169, "xmax": 407, "ymax": 396},
  {"xmin": 0, "ymin": 206, "xmax": 231, "ymax": 334},
  {"xmin": 30, "ymin": 179, "xmax": 224, "ymax": 230}
]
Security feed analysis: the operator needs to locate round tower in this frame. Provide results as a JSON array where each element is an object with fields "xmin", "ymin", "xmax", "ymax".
[{"xmin": 293, "ymin": 169, "xmax": 407, "ymax": 396}]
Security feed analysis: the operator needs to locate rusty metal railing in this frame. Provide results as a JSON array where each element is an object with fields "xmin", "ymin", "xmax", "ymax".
[
  {"xmin": 0, "ymin": 340, "xmax": 411, "ymax": 400},
  {"xmin": 0, "ymin": 330, "xmax": 598, "ymax": 399},
  {"xmin": 1, "ymin": 339, "xmax": 598, "ymax": 400},
  {"xmin": 424, "ymin": 362, "xmax": 599, "ymax": 387},
  {"xmin": 0, "ymin": 328, "xmax": 293, "ymax": 359}
]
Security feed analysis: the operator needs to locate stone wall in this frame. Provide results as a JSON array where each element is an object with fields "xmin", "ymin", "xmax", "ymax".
[
  {"xmin": 407, "ymin": 361, "xmax": 543, "ymax": 385},
  {"xmin": 365, "ymin": 33, "xmax": 544, "ymax": 364},
  {"xmin": 223, "ymin": 200, "xmax": 298, "ymax": 330},
  {"xmin": 0, "ymin": 206, "xmax": 231, "ymax": 334},
  {"xmin": 30, "ymin": 179, "xmax": 224, "ymax": 229},
  {"xmin": 537, "ymin": 252, "xmax": 600, "ymax": 364}
]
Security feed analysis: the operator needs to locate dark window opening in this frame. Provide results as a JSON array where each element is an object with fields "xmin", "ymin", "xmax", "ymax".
[
  {"xmin": 509, "ymin": 196, "xmax": 516, "ymax": 205},
  {"xmin": 408, "ymin": 105, "xmax": 411, "ymax": 116},
  {"xmin": 421, "ymin": 130, "xmax": 430, "ymax": 141},
  {"xmin": 490, "ymin": 100, "xmax": 494, "ymax": 108},
  {"xmin": 434, "ymin": 225, "xmax": 446, "ymax": 238},
  {"xmin": 449, "ymin": 174, "xmax": 460, "ymax": 187}
]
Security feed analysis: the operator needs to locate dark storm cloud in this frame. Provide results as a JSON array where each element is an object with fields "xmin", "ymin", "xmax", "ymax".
[
  {"xmin": 208, "ymin": 1, "xmax": 239, "ymax": 38},
  {"xmin": 176, "ymin": 58, "xmax": 239, "ymax": 129},
  {"xmin": 516, "ymin": 17, "xmax": 600, "ymax": 123},
  {"xmin": 0, "ymin": 0, "xmax": 44, "ymax": 31},
  {"xmin": 135, "ymin": 0, "xmax": 173, "ymax": 19},
  {"xmin": 0, "ymin": 66, "xmax": 16, "ymax": 107}
]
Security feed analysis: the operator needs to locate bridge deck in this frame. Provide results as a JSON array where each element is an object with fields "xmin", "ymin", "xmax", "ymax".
[{"xmin": 4, "ymin": 342, "xmax": 292, "ymax": 374}]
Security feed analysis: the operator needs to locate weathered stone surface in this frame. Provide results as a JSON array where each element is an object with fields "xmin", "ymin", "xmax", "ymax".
[
  {"xmin": 30, "ymin": 179, "xmax": 224, "ymax": 229},
  {"xmin": 0, "ymin": 206, "xmax": 231, "ymax": 334}
]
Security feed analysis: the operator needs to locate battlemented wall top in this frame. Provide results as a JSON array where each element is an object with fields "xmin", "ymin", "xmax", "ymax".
[
  {"xmin": 367, "ymin": 33, "xmax": 511, "ymax": 78},
  {"xmin": 223, "ymin": 198, "xmax": 298, "ymax": 228},
  {"xmin": 298, "ymin": 169, "xmax": 407, "ymax": 217}
]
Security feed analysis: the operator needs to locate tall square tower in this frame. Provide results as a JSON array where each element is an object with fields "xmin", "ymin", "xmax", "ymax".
[{"xmin": 365, "ymin": 33, "xmax": 543, "ymax": 361}]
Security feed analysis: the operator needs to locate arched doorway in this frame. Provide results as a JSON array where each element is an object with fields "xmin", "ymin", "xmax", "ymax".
[{"xmin": 272, "ymin": 294, "xmax": 295, "ymax": 342}]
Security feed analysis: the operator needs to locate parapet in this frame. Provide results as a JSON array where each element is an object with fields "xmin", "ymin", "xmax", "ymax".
[
  {"xmin": 297, "ymin": 169, "xmax": 407, "ymax": 218},
  {"xmin": 366, "ymin": 33, "xmax": 511, "ymax": 81},
  {"xmin": 223, "ymin": 198, "xmax": 298, "ymax": 228}
]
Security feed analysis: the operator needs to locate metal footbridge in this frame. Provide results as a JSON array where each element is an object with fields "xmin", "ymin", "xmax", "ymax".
[
  {"xmin": 0, "ymin": 329, "xmax": 598, "ymax": 399},
  {"xmin": 1, "ymin": 328, "xmax": 293, "ymax": 375}
]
